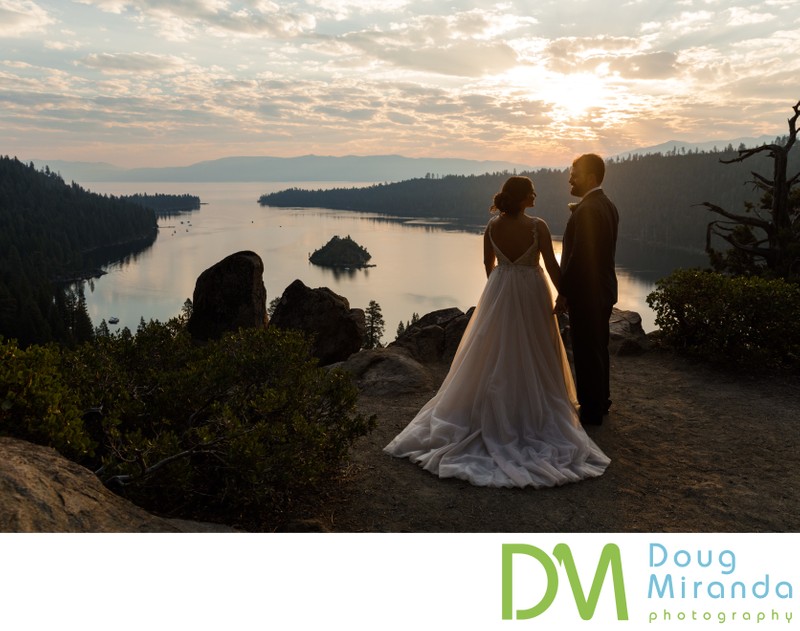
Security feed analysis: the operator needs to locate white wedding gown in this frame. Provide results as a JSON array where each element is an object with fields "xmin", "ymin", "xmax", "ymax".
[{"xmin": 383, "ymin": 219, "xmax": 610, "ymax": 488}]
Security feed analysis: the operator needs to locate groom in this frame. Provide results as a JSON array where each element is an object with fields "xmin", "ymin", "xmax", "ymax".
[{"xmin": 555, "ymin": 153, "xmax": 619, "ymax": 426}]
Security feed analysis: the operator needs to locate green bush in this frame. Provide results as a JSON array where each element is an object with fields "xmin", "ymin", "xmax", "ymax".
[
  {"xmin": 646, "ymin": 269, "xmax": 800, "ymax": 370},
  {"xmin": 0, "ymin": 339, "xmax": 93, "ymax": 459},
  {"xmin": 1, "ymin": 322, "xmax": 375, "ymax": 528}
]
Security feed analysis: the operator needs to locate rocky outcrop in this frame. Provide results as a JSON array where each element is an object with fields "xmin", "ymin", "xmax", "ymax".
[
  {"xmin": 390, "ymin": 307, "xmax": 474, "ymax": 364},
  {"xmin": 609, "ymin": 309, "xmax": 650, "ymax": 355},
  {"xmin": 333, "ymin": 347, "xmax": 433, "ymax": 396},
  {"xmin": 331, "ymin": 306, "xmax": 477, "ymax": 397},
  {"xmin": 0, "ymin": 437, "xmax": 235, "ymax": 532},
  {"xmin": 270, "ymin": 279, "xmax": 365, "ymax": 366},
  {"xmin": 558, "ymin": 308, "xmax": 650, "ymax": 356},
  {"xmin": 388, "ymin": 305, "xmax": 649, "ymax": 368},
  {"xmin": 337, "ymin": 305, "xmax": 650, "ymax": 396},
  {"xmin": 187, "ymin": 250, "xmax": 268, "ymax": 341}
]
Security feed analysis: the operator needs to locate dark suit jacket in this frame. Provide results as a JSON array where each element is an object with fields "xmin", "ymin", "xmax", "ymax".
[{"xmin": 559, "ymin": 189, "xmax": 619, "ymax": 308}]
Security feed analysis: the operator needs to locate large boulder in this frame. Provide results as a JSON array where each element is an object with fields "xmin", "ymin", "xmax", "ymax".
[
  {"xmin": 187, "ymin": 250, "xmax": 268, "ymax": 341},
  {"xmin": 333, "ymin": 347, "xmax": 433, "ymax": 396},
  {"xmin": 560, "ymin": 308, "xmax": 649, "ymax": 355},
  {"xmin": 390, "ymin": 307, "xmax": 473, "ymax": 364},
  {"xmin": 609, "ymin": 308, "xmax": 651, "ymax": 355},
  {"xmin": 0, "ymin": 437, "xmax": 235, "ymax": 532},
  {"xmin": 270, "ymin": 279, "xmax": 365, "ymax": 366}
]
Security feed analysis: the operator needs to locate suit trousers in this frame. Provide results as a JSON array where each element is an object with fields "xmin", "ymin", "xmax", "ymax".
[{"xmin": 567, "ymin": 300, "xmax": 613, "ymax": 418}]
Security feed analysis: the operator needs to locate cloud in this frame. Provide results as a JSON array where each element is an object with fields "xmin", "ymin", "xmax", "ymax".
[
  {"xmin": 354, "ymin": 38, "xmax": 519, "ymax": 76},
  {"xmin": 79, "ymin": 52, "xmax": 186, "ymax": 74},
  {"xmin": 538, "ymin": 35, "xmax": 680, "ymax": 80},
  {"xmin": 725, "ymin": 6, "xmax": 775, "ymax": 26},
  {"xmin": 335, "ymin": 10, "xmax": 531, "ymax": 77},
  {"xmin": 0, "ymin": 0, "xmax": 53, "ymax": 37},
  {"xmin": 76, "ymin": 0, "xmax": 316, "ymax": 40},
  {"xmin": 544, "ymin": 36, "xmax": 642, "ymax": 73},
  {"xmin": 609, "ymin": 52, "xmax": 680, "ymax": 79},
  {"xmin": 304, "ymin": 0, "xmax": 413, "ymax": 20},
  {"xmin": 45, "ymin": 40, "xmax": 83, "ymax": 51},
  {"xmin": 313, "ymin": 104, "xmax": 375, "ymax": 121},
  {"xmin": 664, "ymin": 10, "xmax": 716, "ymax": 35},
  {"xmin": 386, "ymin": 111, "xmax": 416, "ymax": 125}
]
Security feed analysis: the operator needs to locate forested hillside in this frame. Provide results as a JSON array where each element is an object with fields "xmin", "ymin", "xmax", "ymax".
[
  {"xmin": 260, "ymin": 145, "xmax": 799, "ymax": 253},
  {"xmin": 124, "ymin": 193, "xmax": 201, "ymax": 215},
  {"xmin": 0, "ymin": 156, "xmax": 158, "ymax": 346}
]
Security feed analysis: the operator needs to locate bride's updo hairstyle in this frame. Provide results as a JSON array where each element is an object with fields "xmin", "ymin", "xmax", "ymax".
[{"xmin": 490, "ymin": 176, "xmax": 533, "ymax": 216}]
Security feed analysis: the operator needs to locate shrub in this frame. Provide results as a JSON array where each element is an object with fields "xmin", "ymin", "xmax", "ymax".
[
  {"xmin": 1, "ymin": 322, "xmax": 375, "ymax": 528},
  {"xmin": 0, "ymin": 339, "xmax": 93, "ymax": 459},
  {"xmin": 646, "ymin": 269, "xmax": 800, "ymax": 370}
]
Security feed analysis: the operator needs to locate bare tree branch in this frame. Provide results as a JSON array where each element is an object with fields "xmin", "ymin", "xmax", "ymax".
[
  {"xmin": 719, "ymin": 100, "xmax": 798, "ymax": 163},
  {"xmin": 696, "ymin": 202, "xmax": 772, "ymax": 231},
  {"xmin": 785, "ymin": 100, "xmax": 800, "ymax": 152},
  {"xmin": 711, "ymin": 226, "xmax": 772, "ymax": 258},
  {"xmin": 720, "ymin": 145, "xmax": 777, "ymax": 165},
  {"xmin": 750, "ymin": 172, "xmax": 773, "ymax": 188},
  {"xmin": 102, "ymin": 427, "xmax": 256, "ymax": 487}
]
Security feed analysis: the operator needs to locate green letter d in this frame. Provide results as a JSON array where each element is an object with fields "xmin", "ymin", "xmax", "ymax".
[{"xmin": 501, "ymin": 544, "xmax": 558, "ymax": 620}]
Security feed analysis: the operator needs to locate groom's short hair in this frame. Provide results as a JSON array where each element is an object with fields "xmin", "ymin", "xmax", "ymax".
[{"xmin": 574, "ymin": 153, "xmax": 605, "ymax": 184}]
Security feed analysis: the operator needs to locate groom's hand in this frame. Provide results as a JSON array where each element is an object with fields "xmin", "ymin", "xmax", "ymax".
[{"xmin": 554, "ymin": 295, "xmax": 568, "ymax": 315}]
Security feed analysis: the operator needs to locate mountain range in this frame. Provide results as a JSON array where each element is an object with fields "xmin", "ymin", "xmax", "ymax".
[
  {"xmin": 32, "ymin": 135, "xmax": 780, "ymax": 184},
  {"xmin": 615, "ymin": 135, "xmax": 778, "ymax": 158}
]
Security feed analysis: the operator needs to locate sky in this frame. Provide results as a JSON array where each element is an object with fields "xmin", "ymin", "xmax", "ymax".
[{"xmin": 1, "ymin": 0, "xmax": 799, "ymax": 169}]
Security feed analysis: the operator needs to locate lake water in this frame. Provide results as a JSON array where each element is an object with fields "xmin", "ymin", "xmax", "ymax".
[{"xmin": 82, "ymin": 181, "xmax": 708, "ymax": 338}]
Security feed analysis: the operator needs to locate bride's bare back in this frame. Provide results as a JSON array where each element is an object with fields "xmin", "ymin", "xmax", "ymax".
[
  {"xmin": 483, "ymin": 213, "xmax": 561, "ymax": 290},
  {"xmin": 488, "ymin": 213, "xmax": 537, "ymax": 262}
]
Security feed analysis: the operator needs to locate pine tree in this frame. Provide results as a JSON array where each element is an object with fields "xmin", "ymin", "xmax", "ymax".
[{"xmin": 363, "ymin": 300, "xmax": 385, "ymax": 349}]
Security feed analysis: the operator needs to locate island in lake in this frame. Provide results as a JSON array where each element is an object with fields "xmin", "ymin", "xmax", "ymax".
[
  {"xmin": 309, "ymin": 235, "xmax": 373, "ymax": 268},
  {"xmin": 123, "ymin": 193, "xmax": 201, "ymax": 216}
]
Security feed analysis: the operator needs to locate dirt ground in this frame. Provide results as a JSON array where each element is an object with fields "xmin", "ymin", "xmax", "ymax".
[{"xmin": 309, "ymin": 347, "xmax": 800, "ymax": 532}]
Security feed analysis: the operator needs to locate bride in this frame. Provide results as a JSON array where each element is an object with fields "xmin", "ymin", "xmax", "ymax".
[{"xmin": 383, "ymin": 176, "xmax": 610, "ymax": 488}]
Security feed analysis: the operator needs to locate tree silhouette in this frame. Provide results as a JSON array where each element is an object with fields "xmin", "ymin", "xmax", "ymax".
[
  {"xmin": 700, "ymin": 100, "xmax": 800, "ymax": 280},
  {"xmin": 363, "ymin": 300, "xmax": 385, "ymax": 349}
]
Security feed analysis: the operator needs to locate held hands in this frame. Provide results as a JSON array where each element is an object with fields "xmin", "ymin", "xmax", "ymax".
[{"xmin": 553, "ymin": 294, "xmax": 568, "ymax": 315}]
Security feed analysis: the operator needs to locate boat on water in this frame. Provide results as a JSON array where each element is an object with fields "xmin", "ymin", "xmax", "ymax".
[{"xmin": 108, "ymin": 317, "xmax": 119, "ymax": 325}]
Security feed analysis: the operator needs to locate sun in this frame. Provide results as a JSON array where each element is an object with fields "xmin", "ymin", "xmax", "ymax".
[
  {"xmin": 497, "ymin": 64, "xmax": 616, "ymax": 123},
  {"xmin": 541, "ymin": 70, "xmax": 613, "ymax": 120}
]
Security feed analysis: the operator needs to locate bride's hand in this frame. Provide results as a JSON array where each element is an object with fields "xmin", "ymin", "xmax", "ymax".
[{"xmin": 554, "ymin": 295, "xmax": 568, "ymax": 315}]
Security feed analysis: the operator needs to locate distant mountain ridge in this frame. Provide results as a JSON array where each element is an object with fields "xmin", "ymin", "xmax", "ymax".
[
  {"xmin": 35, "ymin": 134, "xmax": 782, "ymax": 185},
  {"xmin": 613, "ymin": 135, "xmax": 778, "ymax": 159},
  {"xmin": 32, "ymin": 155, "xmax": 537, "ymax": 184}
]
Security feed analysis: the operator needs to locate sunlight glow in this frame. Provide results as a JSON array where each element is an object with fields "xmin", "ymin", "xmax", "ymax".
[
  {"xmin": 544, "ymin": 72, "xmax": 612, "ymax": 120},
  {"xmin": 499, "ymin": 65, "xmax": 616, "ymax": 121}
]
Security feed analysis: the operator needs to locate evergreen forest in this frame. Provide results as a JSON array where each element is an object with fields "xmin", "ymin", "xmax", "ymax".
[
  {"xmin": 0, "ymin": 156, "xmax": 158, "ymax": 347},
  {"xmin": 124, "ymin": 193, "xmax": 201, "ymax": 216},
  {"xmin": 260, "ymin": 144, "xmax": 800, "ymax": 254}
]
